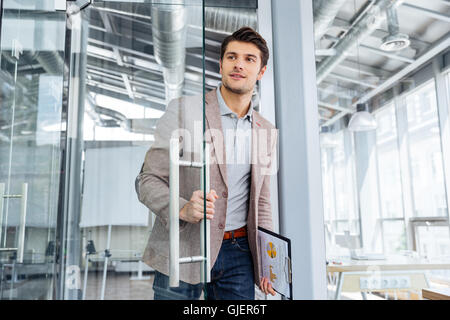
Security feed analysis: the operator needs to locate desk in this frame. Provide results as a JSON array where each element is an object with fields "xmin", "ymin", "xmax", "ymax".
[
  {"xmin": 327, "ymin": 255, "xmax": 450, "ymax": 300},
  {"xmin": 422, "ymin": 287, "xmax": 450, "ymax": 300}
]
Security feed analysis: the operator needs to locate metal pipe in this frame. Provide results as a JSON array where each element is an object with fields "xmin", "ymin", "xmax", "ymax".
[
  {"xmin": 316, "ymin": 0, "xmax": 404, "ymax": 84},
  {"xmin": 314, "ymin": 0, "xmax": 348, "ymax": 42},
  {"xmin": 151, "ymin": 3, "xmax": 259, "ymax": 104},
  {"xmin": 151, "ymin": 1, "xmax": 187, "ymax": 104},
  {"xmin": 204, "ymin": 7, "xmax": 257, "ymax": 33},
  {"xmin": 386, "ymin": 4, "xmax": 399, "ymax": 35}
]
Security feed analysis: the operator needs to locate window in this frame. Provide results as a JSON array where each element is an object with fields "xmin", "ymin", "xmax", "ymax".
[
  {"xmin": 320, "ymin": 129, "xmax": 360, "ymax": 257},
  {"xmin": 404, "ymin": 80, "xmax": 448, "ymax": 217},
  {"xmin": 375, "ymin": 103, "xmax": 407, "ymax": 254},
  {"xmin": 332, "ymin": 130, "xmax": 359, "ymax": 230},
  {"xmin": 375, "ymin": 104, "xmax": 404, "ymax": 219}
]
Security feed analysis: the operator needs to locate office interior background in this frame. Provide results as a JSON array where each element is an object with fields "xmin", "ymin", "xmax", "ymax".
[{"xmin": 0, "ymin": 0, "xmax": 449, "ymax": 300}]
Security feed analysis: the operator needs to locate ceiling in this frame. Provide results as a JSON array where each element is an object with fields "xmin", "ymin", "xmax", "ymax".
[
  {"xmin": 314, "ymin": 0, "xmax": 450, "ymax": 128},
  {"xmin": 0, "ymin": 0, "xmax": 449, "ymax": 141}
]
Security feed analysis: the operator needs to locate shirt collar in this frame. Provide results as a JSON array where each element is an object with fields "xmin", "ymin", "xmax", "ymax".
[{"xmin": 216, "ymin": 83, "xmax": 253, "ymax": 122}]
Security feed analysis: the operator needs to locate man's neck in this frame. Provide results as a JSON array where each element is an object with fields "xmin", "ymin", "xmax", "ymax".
[{"xmin": 220, "ymin": 84, "xmax": 253, "ymax": 118}]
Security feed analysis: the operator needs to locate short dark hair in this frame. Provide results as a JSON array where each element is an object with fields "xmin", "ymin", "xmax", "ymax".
[{"xmin": 220, "ymin": 27, "xmax": 269, "ymax": 70}]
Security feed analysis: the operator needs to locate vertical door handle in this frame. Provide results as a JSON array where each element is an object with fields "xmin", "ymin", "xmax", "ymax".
[
  {"xmin": 0, "ymin": 183, "xmax": 4, "ymax": 246},
  {"xmin": 169, "ymin": 138, "xmax": 211, "ymax": 287},
  {"xmin": 17, "ymin": 183, "xmax": 28, "ymax": 264},
  {"xmin": 169, "ymin": 138, "xmax": 180, "ymax": 287}
]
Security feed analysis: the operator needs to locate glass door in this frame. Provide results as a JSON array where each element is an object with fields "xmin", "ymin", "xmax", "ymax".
[
  {"xmin": 61, "ymin": 0, "xmax": 210, "ymax": 300},
  {"xmin": 0, "ymin": 0, "xmax": 68, "ymax": 299}
]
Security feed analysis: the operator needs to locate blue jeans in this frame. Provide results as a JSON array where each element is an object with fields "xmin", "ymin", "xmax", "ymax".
[{"xmin": 153, "ymin": 236, "xmax": 255, "ymax": 300}]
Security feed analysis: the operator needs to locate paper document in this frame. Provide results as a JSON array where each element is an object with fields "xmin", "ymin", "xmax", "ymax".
[{"xmin": 258, "ymin": 227, "xmax": 292, "ymax": 299}]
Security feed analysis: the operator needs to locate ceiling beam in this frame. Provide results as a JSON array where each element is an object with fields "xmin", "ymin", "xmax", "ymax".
[
  {"xmin": 359, "ymin": 44, "xmax": 415, "ymax": 64},
  {"xmin": 328, "ymin": 72, "xmax": 378, "ymax": 89},
  {"xmin": 356, "ymin": 32, "xmax": 450, "ymax": 105},
  {"xmin": 98, "ymin": 11, "xmax": 135, "ymax": 100},
  {"xmin": 402, "ymin": 3, "xmax": 450, "ymax": 23}
]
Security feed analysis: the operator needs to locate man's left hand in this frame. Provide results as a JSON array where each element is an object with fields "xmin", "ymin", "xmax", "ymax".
[{"xmin": 259, "ymin": 277, "xmax": 276, "ymax": 296}]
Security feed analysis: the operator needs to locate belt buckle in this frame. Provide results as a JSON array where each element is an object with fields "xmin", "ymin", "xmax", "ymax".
[{"xmin": 231, "ymin": 230, "xmax": 236, "ymax": 244}]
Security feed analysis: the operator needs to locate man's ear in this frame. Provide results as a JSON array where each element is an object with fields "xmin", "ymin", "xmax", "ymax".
[
  {"xmin": 257, "ymin": 65, "xmax": 267, "ymax": 81},
  {"xmin": 219, "ymin": 59, "xmax": 223, "ymax": 75}
]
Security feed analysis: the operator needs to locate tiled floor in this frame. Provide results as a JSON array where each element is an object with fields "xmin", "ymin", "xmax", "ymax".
[
  {"xmin": 83, "ymin": 271, "xmax": 155, "ymax": 300},
  {"xmin": 82, "ymin": 271, "xmax": 271, "ymax": 300}
]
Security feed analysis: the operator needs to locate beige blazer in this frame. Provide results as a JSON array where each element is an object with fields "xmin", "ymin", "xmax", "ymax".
[{"xmin": 137, "ymin": 88, "xmax": 278, "ymax": 286}]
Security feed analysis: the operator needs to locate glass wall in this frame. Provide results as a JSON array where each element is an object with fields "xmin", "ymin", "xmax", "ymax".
[
  {"xmin": 65, "ymin": 0, "xmax": 261, "ymax": 301},
  {"xmin": 0, "ymin": 0, "xmax": 67, "ymax": 299},
  {"xmin": 314, "ymin": 0, "xmax": 450, "ymax": 299},
  {"xmin": 320, "ymin": 73, "xmax": 450, "ymax": 299},
  {"xmin": 374, "ymin": 103, "xmax": 406, "ymax": 255},
  {"xmin": 321, "ymin": 128, "xmax": 359, "ymax": 257},
  {"xmin": 404, "ymin": 80, "xmax": 448, "ymax": 218},
  {"xmin": 68, "ymin": 0, "xmax": 208, "ymax": 300},
  {"xmin": 0, "ymin": 0, "xmax": 265, "ymax": 301}
]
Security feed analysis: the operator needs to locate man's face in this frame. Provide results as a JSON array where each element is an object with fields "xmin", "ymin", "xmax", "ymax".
[{"xmin": 219, "ymin": 40, "xmax": 267, "ymax": 95}]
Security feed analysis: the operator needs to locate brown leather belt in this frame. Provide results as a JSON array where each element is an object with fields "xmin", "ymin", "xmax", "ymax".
[{"xmin": 223, "ymin": 226, "xmax": 247, "ymax": 240}]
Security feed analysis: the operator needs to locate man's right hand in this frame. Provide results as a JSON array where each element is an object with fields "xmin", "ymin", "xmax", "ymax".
[{"xmin": 179, "ymin": 189, "xmax": 219, "ymax": 224}]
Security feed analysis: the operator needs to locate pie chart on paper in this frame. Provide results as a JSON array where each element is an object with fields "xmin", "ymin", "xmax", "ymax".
[{"xmin": 266, "ymin": 242, "xmax": 277, "ymax": 259}]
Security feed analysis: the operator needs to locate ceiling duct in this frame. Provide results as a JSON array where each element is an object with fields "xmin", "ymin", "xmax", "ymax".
[
  {"xmin": 313, "ymin": 0, "xmax": 348, "ymax": 43},
  {"xmin": 35, "ymin": 51, "xmax": 68, "ymax": 75},
  {"xmin": 151, "ymin": 2, "xmax": 258, "ymax": 105},
  {"xmin": 380, "ymin": 5, "xmax": 410, "ymax": 51},
  {"xmin": 204, "ymin": 7, "xmax": 257, "ymax": 33},
  {"xmin": 316, "ymin": 0, "xmax": 404, "ymax": 84},
  {"xmin": 151, "ymin": 0, "xmax": 187, "ymax": 104}
]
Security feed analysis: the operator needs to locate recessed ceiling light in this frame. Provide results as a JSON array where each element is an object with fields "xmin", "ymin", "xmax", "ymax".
[{"xmin": 380, "ymin": 33, "xmax": 410, "ymax": 51}]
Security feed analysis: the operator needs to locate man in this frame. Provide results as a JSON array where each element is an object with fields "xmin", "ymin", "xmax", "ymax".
[{"xmin": 137, "ymin": 27, "xmax": 277, "ymax": 300}]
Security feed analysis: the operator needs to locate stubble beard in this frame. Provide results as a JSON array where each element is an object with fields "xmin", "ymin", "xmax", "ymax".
[{"xmin": 222, "ymin": 78, "xmax": 254, "ymax": 95}]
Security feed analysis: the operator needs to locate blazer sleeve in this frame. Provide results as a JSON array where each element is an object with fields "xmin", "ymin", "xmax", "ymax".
[
  {"xmin": 136, "ymin": 98, "xmax": 189, "ymax": 230},
  {"xmin": 257, "ymin": 128, "xmax": 278, "ymax": 232}
]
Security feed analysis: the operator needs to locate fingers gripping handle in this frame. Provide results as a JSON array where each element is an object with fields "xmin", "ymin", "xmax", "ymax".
[{"xmin": 169, "ymin": 138, "xmax": 211, "ymax": 287}]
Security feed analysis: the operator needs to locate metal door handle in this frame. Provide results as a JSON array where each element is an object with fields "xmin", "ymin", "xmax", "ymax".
[
  {"xmin": 17, "ymin": 183, "xmax": 28, "ymax": 264},
  {"xmin": 0, "ymin": 183, "xmax": 27, "ymax": 263},
  {"xmin": 169, "ymin": 138, "xmax": 210, "ymax": 287},
  {"xmin": 0, "ymin": 183, "xmax": 4, "ymax": 247}
]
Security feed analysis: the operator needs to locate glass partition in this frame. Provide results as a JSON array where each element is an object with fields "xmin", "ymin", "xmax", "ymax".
[
  {"xmin": 404, "ymin": 80, "xmax": 447, "ymax": 218},
  {"xmin": 0, "ymin": 0, "xmax": 67, "ymax": 299},
  {"xmin": 0, "ymin": 0, "xmax": 263, "ymax": 300},
  {"xmin": 66, "ymin": 0, "xmax": 209, "ymax": 300}
]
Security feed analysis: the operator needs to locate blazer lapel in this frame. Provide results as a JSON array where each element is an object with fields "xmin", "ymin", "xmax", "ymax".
[
  {"xmin": 250, "ymin": 112, "xmax": 261, "ymax": 201},
  {"xmin": 250, "ymin": 111, "xmax": 270, "ymax": 200},
  {"xmin": 204, "ymin": 88, "xmax": 228, "ymax": 188}
]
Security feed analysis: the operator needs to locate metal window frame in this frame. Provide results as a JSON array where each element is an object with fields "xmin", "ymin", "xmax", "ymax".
[
  {"xmin": 373, "ymin": 102, "xmax": 407, "ymax": 254},
  {"xmin": 433, "ymin": 57, "xmax": 450, "ymax": 241},
  {"xmin": 409, "ymin": 216, "xmax": 450, "ymax": 252}
]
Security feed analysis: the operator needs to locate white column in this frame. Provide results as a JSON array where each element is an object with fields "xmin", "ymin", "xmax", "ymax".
[
  {"xmin": 258, "ymin": 0, "xmax": 279, "ymax": 233},
  {"xmin": 271, "ymin": 0, "xmax": 327, "ymax": 299}
]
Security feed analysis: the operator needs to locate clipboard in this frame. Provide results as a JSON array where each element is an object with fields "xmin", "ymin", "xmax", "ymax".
[{"xmin": 258, "ymin": 227, "xmax": 292, "ymax": 300}]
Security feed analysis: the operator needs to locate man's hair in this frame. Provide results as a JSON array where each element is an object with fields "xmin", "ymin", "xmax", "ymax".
[{"xmin": 220, "ymin": 27, "xmax": 269, "ymax": 70}]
